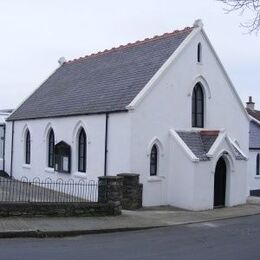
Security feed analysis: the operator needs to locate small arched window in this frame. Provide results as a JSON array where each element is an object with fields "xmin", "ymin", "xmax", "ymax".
[
  {"xmin": 192, "ymin": 83, "xmax": 204, "ymax": 128},
  {"xmin": 78, "ymin": 128, "xmax": 87, "ymax": 172},
  {"xmin": 48, "ymin": 129, "xmax": 55, "ymax": 168},
  {"xmin": 197, "ymin": 43, "xmax": 202, "ymax": 63},
  {"xmin": 25, "ymin": 130, "xmax": 31, "ymax": 164},
  {"xmin": 150, "ymin": 144, "xmax": 158, "ymax": 176},
  {"xmin": 256, "ymin": 154, "xmax": 260, "ymax": 176}
]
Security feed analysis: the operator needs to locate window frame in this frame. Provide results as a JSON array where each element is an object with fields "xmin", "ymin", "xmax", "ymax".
[
  {"xmin": 25, "ymin": 130, "xmax": 31, "ymax": 165},
  {"xmin": 78, "ymin": 128, "xmax": 87, "ymax": 173},
  {"xmin": 150, "ymin": 144, "xmax": 158, "ymax": 176},
  {"xmin": 256, "ymin": 153, "xmax": 260, "ymax": 176},
  {"xmin": 54, "ymin": 141, "xmax": 71, "ymax": 173},
  {"xmin": 197, "ymin": 43, "xmax": 202, "ymax": 63},
  {"xmin": 192, "ymin": 83, "xmax": 204, "ymax": 128},
  {"xmin": 48, "ymin": 129, "xmax": 55, "ymax": 168}
]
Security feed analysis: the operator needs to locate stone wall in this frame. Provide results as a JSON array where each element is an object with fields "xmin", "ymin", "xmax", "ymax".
[
  {"xmin": 0, "ymin": 202, "xmax": 121, "ymax": 217},
  {"xmin": 98, "ymin": 176, "xmax": 123, "ymax": 211},
  {"xmin": 0, "ymin": 174, "xmax": 143, "ymax": 217},
  {"xmin": 117, "ymin": 174, "xmax": 143, "ymax": 210},
  {"xmin": 98, "ymin": 174, "xmax": 143, "ymax": 210}
]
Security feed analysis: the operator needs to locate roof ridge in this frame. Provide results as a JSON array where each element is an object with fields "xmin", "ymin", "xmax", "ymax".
[{"xmin": 67, "ymin": 26, "xmax": 194, "ymax": 64}]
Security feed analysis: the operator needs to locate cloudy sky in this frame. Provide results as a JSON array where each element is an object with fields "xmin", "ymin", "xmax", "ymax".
[{"xmin": 0, "ymin": 0, "xmax": 259, "ymax": 110}]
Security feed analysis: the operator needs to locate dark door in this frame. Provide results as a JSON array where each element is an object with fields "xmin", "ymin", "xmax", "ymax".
[{"xmin": 214, "ymin": 157, "xmax": 226, "ymax": 208}]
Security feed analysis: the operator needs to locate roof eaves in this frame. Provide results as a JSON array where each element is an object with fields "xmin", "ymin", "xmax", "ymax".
[
  {"xmin": 7, "ymin": 109, "xmax": 128, "ymax": 122},
  {"xmin": 248, "ymin": 114, "xmax": 260, "ymax": 126}
]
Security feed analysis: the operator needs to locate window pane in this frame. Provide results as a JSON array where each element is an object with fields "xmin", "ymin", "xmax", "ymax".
[
  {"xmin": 197, "ymin": 43, "xmax": 201, "ymax": 63},
  {"xmin": 150, "ymin": 145, "xmax": 158, "ymax": 176},
  {"xmin": 25, "ymin": 131, "xmax": 30, "ymax": 164},
  {"xmin": 48, "ymin": 130, "xmax": 55, "ymax": 168},
  {"xmin": 192, "ymin": 84, "xmax": 204, "ymax": 128},
  {"xmin": 78, "ymin": 129, "xmax": 86, "ymax": 172},
  {"xmin": 257, "ymin": 154, "xmax": 260, "ymax": 175}
]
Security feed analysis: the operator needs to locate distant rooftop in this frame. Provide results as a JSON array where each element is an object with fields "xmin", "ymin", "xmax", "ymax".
[{"xmin": 0, "ymin": 109, "xmax": 13, "ymax": 115}]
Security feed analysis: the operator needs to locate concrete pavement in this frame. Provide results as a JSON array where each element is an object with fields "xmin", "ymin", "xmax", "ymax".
[{"xmin": 0, "ymin": 199, "xmax": 260, "ymax": 238}]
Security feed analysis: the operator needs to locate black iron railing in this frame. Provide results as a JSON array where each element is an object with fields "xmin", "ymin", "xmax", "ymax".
[{"xmin": 0, "ymin": 177, "xmax": 98, "ymax": 203}]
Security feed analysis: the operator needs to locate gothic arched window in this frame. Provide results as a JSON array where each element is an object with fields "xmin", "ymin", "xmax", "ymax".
[
  {"xmin": 192, "ymin": 83, "xmax": 204, "ymax": 128},
  {"xmin": 78, "ymin": 128, "xmax": 87, "ymax": 172},
  {"xmin": 25, "ymin": 130, "xmax": 31, "ymax": 164},
  {"xmin": 48, "ymin": 129, "xmax": 55, "ymax": 168},
  {"xmin": 150, "ymin": 144, "xmax": 158, "ymax": 176}
]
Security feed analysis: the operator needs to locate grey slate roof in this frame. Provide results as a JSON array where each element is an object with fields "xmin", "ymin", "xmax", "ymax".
[
  {"xmin": 249, "ymin": 121, "xmax": 260, "ymax": 150},
  {"xmin": 8, "ymin": 27, "xmax": 194, "ymax": 121},
  {"xmin": 176, "ymin": 131, "xmax": 218, "ymax": 161},
  {"xmin": 247, "ymin": 108, "xmax": 260, "ymax": 122},
  {"xmin": 177, "ymin": 130, "xmax": 247, "ymax": 161}
]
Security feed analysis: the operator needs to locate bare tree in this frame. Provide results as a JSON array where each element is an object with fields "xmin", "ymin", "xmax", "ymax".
[{"xmin": 217, "ymin": 0, "xmax": 260, "ymax": 33}]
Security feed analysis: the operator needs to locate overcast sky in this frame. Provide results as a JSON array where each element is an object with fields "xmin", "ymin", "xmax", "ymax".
[{"xmin": 0, "ymin": 0, "xmax": 259, "ymax": 110}]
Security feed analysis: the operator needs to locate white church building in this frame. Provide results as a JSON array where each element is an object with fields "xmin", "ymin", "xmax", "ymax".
[{"xmin": 5, "ymin": 20, "xmax": 249, "ymax": 211}]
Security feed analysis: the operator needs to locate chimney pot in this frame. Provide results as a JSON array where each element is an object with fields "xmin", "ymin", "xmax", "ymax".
[{"xmin": 246, "ymin": 96, "xmax": 255, "ymax": 110}]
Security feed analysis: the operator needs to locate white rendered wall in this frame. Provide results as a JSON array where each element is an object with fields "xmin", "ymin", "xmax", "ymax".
[
  {"xmin": 248, "ymin": 150, "xmax": 260, "ymax": 192},
  {"xmin": 4, "ymin": 112, "xmax": 131, "ymax": 182},
  {"xmin": 0, "ymin": 126, "xmax": 4, "ymax": 171},
  {"xmin": 166, "ymin": 136, "xmax": 196, "ymax": 209},
  {"xmin": 129, "ymin": 30, "xmax": 249, "ymax": 207},
  {"xmin": 4, "ymin": 122, "xmax": 12, "ymax": 174},
  {"xmin": 106, "ymin": 113, "xmax": 131, "ymax": 176}
]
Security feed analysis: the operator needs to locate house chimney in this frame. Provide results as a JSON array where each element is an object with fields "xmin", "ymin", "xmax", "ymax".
[
  {"xmin": 246, "ymin": 96, "xmax": 255, "ymax": 110},
  {"xmin": 58, "ymin": 57, "xmax": 66, "ymax": 66}
]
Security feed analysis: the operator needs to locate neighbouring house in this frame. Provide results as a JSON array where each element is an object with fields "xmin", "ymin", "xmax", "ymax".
[
  {"xmin": 5, "ymin": 20, "xmax": 249, "ymax": 210},
  {"xmin": 246, "ymin": 97, "xmax": 260, "ymax": 196},
  {"xmin": 0, "ymin": 109, "xmax": 13, "ymax": 173}
]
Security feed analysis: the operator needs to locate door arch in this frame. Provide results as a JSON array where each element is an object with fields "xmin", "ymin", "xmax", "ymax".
[{"xmin": 214, "ymin": 157, "xmax": 227, "ymax": 208}]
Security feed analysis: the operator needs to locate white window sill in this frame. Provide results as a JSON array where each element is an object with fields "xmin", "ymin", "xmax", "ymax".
[
  {"xmin": 147, "ymin": 176, "xmax": 165, "ymax": 183},
  {"xmin": 22, "ymin": 164, "xmax": 31, "ymax": 169},
  {"xmin": 255, "ymin": 175, "xmax": 260, "ymax": 179},
  {"xmin": 73, "ymin": 171, "xmax": 88, "ymax": 179},
  {"xmin": 45, "ymin": 167, "xmax": 55, "ymax": 174}
]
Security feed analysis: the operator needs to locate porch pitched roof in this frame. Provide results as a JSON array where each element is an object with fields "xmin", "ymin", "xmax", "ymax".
[
  {"xmin": 176, "ymin": 130, "xmax": 219, "ymax": 161},
  {"xmin": 176, "ymin": 130, "xmax": 247, "ymax": 161}
]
